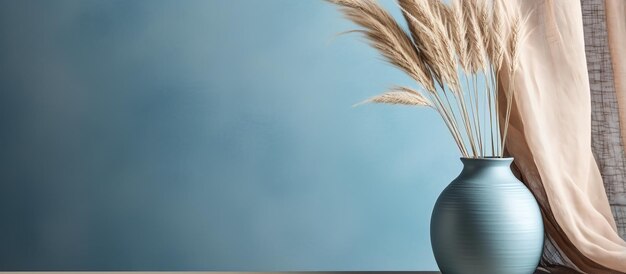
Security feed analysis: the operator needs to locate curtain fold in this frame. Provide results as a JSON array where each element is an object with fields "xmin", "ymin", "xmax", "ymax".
[
  {"xmin": 604, "ymin": 0, "xmax": 626, "ymax": 239},
  {"xmin": 504, "ymin": 0, "xmax": 626, "ymax": 272},
  {"xmin": 605, "ymin": 1, "xmax": 626, "ymax": 161}
]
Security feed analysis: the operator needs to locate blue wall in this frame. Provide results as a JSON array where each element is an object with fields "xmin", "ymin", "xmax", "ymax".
[{"xmin": 0, "ymin": 0, "xmax": 460, "ymax": 270}]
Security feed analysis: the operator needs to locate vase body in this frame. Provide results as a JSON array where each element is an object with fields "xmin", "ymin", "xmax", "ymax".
[{"xmin": 431, "ymin": 158, "xmax": 544, "ymax": 274}]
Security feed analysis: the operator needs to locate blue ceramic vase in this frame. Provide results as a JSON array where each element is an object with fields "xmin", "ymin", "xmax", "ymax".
[{"xmin": 430, "ymin": 158, "xmax": 544, "ymax": 274}]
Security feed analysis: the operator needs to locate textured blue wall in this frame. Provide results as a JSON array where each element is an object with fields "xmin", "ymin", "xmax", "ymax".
[{"xmin": 0, "ymin": 0, "xmax": 460, "ymax": 270}]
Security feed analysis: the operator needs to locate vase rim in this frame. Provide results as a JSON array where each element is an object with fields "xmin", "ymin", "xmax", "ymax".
[{"xmin": 460, "ymin": 157, "xmax": 514, "ymax": 161}]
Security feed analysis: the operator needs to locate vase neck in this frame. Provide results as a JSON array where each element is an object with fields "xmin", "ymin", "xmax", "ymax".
[
  {"xmin": 458, "ymin": 157, "xmax": 515, "ymax": 180},
  {"xmin": 460, "ymin": 157, "xmax": 513, "ymax": 168}
]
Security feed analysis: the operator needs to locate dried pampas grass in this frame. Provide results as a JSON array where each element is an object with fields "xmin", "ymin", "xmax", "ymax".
[
  {"xmin": 328, "ymin": 0, "xmax": 530, "ymax": 158},
  {"xmin": 355, "ymin": 86, "xmax": 433, "ymax": 107}
]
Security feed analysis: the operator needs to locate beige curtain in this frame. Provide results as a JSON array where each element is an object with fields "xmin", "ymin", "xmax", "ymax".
[{"xmin": 504, "ymin": 0, "xmax": 626, "ymax": 273}]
